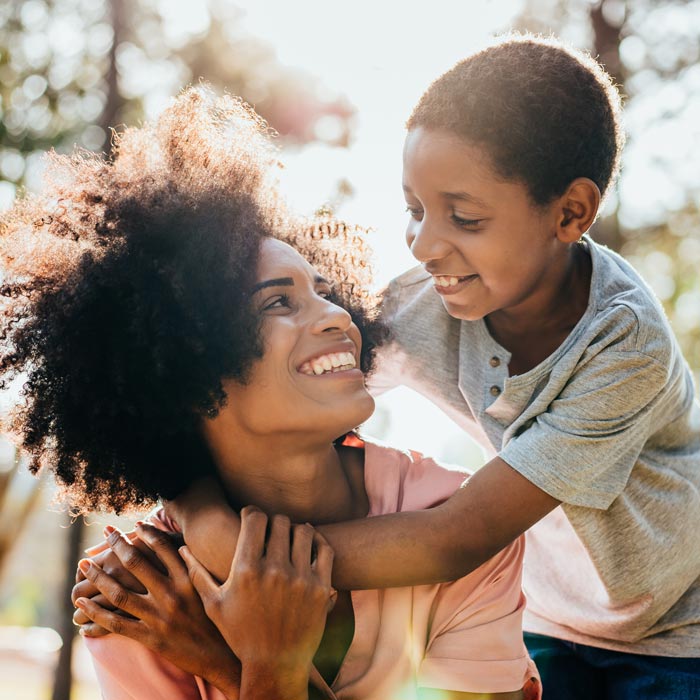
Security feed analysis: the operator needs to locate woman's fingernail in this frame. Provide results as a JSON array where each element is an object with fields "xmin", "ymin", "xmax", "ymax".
[
  {"xmin": 75, "ymin": 597, "xmax": 87, "ymax": 608},
  {"xmin": 103, "ymin": 525, "xmax": 115, "ymax": 538},
  {"xmin": 78, "ymin": 559, "xmax": 90, "ymax": 575},
  {"xmin": 135, "ymin": 520, "xmax": 144, "ymax": 528}
]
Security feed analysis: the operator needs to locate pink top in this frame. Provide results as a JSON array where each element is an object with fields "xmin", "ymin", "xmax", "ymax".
[{"xmin": 86, "ymin": 439, "xmax": 540, "ymax": 699}]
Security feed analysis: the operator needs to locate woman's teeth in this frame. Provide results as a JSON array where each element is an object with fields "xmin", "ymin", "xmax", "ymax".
[{"xmin": 299, "ymin": 352, "xmax": 357, "ymax": 376}]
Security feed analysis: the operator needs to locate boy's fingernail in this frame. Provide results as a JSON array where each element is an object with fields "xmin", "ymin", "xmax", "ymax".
[
  {"xmin": 103, "ymin": 525, "xmax": 115, "ymax": 538},
  {"xmin": 78, "ymin": 559, "xmax": 90, "ymax": 574},
  {"xmin": 135, "ymin": 520, "xmax": 144, "ymax": 527}
]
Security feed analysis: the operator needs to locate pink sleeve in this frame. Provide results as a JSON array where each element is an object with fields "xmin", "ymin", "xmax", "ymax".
[
  {"xmin": 85, "ymin": 634, "xmax": 227, "ymax": 700},
  {"xmin": 417, "ymin": 537, "xmax": 541, "ymax": 697}
]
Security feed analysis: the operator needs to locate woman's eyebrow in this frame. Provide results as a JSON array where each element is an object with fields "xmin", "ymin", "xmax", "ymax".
[
  {"xmin": 251, "ymin": 277, "xmax": 294, "ymax": 293},
  {"xmin": 251, "ymin": 275, "xmax": 329, "ymax": 294}
]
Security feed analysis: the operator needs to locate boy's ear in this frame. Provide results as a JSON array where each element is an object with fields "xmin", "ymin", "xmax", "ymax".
[{"xmin": 555, "ymin": 178, "xmax": 601, "ymax": 243}]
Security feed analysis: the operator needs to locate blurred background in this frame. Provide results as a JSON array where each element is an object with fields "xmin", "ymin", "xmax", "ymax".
[{"xmin": 1, "ymin": 0, "xmax": 699, "ymax": 697}]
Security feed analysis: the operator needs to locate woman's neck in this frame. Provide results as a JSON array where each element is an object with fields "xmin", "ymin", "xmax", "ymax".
[{"xmin": 204, "ymin": 426, "xmax": 367, "ymax": 524}]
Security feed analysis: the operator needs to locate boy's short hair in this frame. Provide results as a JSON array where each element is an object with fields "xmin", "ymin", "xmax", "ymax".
[{"xmin": 407, "ymin": 34, "xmax": 625, "ymax": 206}]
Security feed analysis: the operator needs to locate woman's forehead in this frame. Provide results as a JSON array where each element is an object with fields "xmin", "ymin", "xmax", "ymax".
[{"xmin": 257, "ymin": 238, "xmax": 318, "ymax": 279}]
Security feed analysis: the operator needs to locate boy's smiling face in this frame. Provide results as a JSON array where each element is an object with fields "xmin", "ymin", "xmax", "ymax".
[{"xmin": 402, "ymin": 127, "xmax": 568, "ymax": 324}]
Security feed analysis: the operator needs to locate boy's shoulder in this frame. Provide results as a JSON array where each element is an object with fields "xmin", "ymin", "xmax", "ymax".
[{"xmin": 586, "ymin": 238, "xmax": 675, "ymax": 362}]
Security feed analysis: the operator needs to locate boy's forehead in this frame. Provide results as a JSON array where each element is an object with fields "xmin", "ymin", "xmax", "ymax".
[{"xmin": 403, "ymin": 128, "xmax": 502, "ymax": 192}]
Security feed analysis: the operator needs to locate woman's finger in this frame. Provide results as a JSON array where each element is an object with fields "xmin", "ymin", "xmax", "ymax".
[
  {"xmin": 73, "ymin": 593, "xmax": 115, "ymax": 625},
  {"xmin": 311, "ymin": 532, "xmax": 334, "ymax": 589},
  {"xmin": 71, "ymin": 577, "xmax": 99, "ymax": 606},
  {"xmin": 77, "ymin": 621, "xmax": 112, "ymax": 638},
  {"xmin": 78, "ymin": 559, "xmax": 144, "ymax": 619},
  {"xmin": 291, "ymin": 523, "xmax": 315, "ymax": 572},
  {"xmin": 265, "ymin": 514, "xmax": 292, "ymax": 566},
  {"xmin": 134, "ymin": 522, "xmax": 187, "ymax": 578},
  {"xmin": 84, "ymin": 529, "xmax": 138, "ymax": 556},
  {"xmin": 234, "ymin": 506, "xmax": 267, "ymax": 567},
  {"xmin": 74, "ymin": 597, "xmax": 141, "ymax": 639},
  {"xmin": 179, "ymin": 546, "xmax": 220, "ymax": 609}
]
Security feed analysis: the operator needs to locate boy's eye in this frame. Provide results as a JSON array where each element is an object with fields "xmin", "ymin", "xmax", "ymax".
[
  {"xmin": 405, "ymin": 205, "xmax": 423, "ymax": 220},
  {"xmin": 452, "ymin": 214, "xmax": 483, "ymax": 228}
]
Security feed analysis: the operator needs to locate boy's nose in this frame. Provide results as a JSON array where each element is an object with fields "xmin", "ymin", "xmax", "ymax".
[{"xmin": 406, "ymin": 219, "xmax": 450, "ymax": 263}]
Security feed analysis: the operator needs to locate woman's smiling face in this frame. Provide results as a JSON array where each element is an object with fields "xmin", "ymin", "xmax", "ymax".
[{"xmin": 219, "ymin": 238, "xmax": 374, "ymax": 439}]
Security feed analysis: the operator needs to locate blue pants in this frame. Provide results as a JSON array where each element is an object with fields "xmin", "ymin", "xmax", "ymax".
[{"xmin": 525, "ymin": 632, "xmax": 700, "ymax": 700}]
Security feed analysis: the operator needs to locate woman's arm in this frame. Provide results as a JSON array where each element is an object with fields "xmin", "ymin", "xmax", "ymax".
[{"xmin": 173, "ymin": 457, "xmax": 559, "ymax": 589}]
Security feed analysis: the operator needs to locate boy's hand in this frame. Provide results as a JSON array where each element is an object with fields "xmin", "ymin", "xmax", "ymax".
[
  {"xmin": 72, "ymin": 530, "xmax": 157, "ymax": 636},
  {"xmin": 74, "ymin": 522, "xmax": 241, "ymax": 697}
]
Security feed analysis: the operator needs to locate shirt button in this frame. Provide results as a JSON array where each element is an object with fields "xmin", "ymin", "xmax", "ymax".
[
  {"xmin": 489, "ymin": 356, "xmax": 501, "ymax": 368},
  {"xmin": 490, "ymin": 385, "xmax": 501, "ymax": 397}
]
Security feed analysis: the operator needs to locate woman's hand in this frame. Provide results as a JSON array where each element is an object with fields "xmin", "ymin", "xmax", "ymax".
[
  {"xmin": 182, "ymin": 506, "xmax": 336, "ymax": 700},
  {"xmin": 74, "ymin": 522, "xmax": 241, "ymax": 699}
]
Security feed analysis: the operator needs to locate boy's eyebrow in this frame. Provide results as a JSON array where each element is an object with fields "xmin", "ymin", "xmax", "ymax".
[
  {"xmin": 251, "ymin": 275, "xmax": 329, "ymax": 294},
  {"xmin": 402, "ymin": 184, "xmax": 490, "ymax": 209},
  {"xmin": 442, "ymin": 191, "xmax": 490, "ymax": 208}
]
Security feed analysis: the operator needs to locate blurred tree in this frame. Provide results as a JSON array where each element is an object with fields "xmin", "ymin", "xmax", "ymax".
[
  {"xmin": 0, "ymin": 0, "xmax": 355, "ymax": 209},
  {"xmin": 1, "ymin": 2, "xmax": 356, "ymax": 697},
  {"xmin": 514, "ymin": 0, "xmax": 700, "ymax": 375}
]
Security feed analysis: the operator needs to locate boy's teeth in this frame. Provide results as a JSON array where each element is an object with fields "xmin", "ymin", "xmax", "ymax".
[{"xmin": 435, "ymin": 275, "xmax": 460, "ymax": 287}]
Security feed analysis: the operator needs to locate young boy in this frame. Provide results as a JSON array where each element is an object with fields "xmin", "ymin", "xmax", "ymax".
[{"xmin": 76, "ymin": 36, "xmax": 700, "ymax": 699}]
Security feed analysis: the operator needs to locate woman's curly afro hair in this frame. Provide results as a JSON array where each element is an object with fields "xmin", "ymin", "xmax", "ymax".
[
  {"xmin": 407, "ymin": 34, "xmax": 625, "ymax": 206},
  {"xmin": 0, "ymin": 86, "xmax": 384, "ymax": 514}
]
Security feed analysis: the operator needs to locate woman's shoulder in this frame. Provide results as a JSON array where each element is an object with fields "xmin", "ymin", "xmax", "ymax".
[{"xmin": 358, "ymin": 435, "xmax": 471, "ymax": 514}]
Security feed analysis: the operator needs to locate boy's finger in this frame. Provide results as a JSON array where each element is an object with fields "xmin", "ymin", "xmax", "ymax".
[
  {"xmin": 134, "ymin": 522, "xmax": 186, "ymax": 578},
  {"xmin": 103, "ymin": 527, "xmax": 166, "ymax": 594},
  {"xmin": 78, "ymin": 559, "xmax": 144, "ymax": 619}
]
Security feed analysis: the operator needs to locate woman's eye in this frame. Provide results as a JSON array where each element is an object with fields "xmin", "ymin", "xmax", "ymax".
[
  {"xmin": 263, "ymin": 294, "xmax": 290, "ymax": 311},
  {"xmin": 405, "ymin": 206, "xmax": 423, "ymax": 220},
  {"xmin": 452, "ymin": 214, "xmax": 483, "ymax": 229}
]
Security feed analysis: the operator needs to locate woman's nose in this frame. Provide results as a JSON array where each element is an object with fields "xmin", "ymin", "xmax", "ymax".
[
  {"xmin": 312, "ymin": 296, "xmax": 353, "ymax": 334},
  {"xmin": 406, "ymin": 217, "xmax": 450, "ymax": 264}
]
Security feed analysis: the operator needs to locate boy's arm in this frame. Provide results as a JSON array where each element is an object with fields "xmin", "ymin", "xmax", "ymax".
[{"xmin": 172, "ymin": 458, "xmax": 559, "ymax": 589}]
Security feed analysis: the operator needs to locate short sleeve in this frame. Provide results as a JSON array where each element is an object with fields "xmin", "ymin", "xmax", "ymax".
[
  {"xmin": 417, "ymin": 537, "xmax": 538, "ymax": 695},
  {"xmin": 85, "ymin": 635, "xmax": 221, "ymax": 700},
  {"xmin": 500, "ymin": 348, "xmax": 668, "ymax": 509}
]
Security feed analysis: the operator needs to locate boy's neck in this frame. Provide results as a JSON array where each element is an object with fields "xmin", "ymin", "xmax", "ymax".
[{"xmin": 486, "ymin": 242, "xmax": 592, "ymax": 375}]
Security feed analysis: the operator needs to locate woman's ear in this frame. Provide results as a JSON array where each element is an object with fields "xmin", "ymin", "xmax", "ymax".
[{"xmin": 556, "ymin": 178, "xmax": 601, "ymax": 243}]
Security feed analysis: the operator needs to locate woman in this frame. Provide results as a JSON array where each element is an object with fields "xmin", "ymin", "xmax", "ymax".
[{"xmin": 0, "ymin": 87, "xmax": 538, "ymax": 699}]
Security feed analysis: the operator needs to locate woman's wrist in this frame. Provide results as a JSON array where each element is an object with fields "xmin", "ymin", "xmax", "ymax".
[{"xmin": 240, "ymin": 661, "xmax": 309, "ymax": 700}]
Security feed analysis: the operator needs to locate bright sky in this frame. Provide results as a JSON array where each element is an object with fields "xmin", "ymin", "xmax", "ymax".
[{"xmin": 232, "ymin": 0, "xmax": 524, "ymax": 463}]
